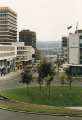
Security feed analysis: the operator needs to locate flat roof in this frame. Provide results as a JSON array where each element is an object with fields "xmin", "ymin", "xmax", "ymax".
[{"xmin": 0, "ymin": 7, "xmax": 17, "ymax": 16}]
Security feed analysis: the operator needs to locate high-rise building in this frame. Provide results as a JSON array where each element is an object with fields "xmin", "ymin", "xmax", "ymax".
[
  {"xmin": 19, "ymin": 30, "xmax": 36, "ymax": 48},
  {"xmin": 0, "ymin": 7, "xmax": 17, "ymax": 45},
  {"xmin": 68, "ymin": 30, "xmax": 82, "ymax": 64},
  {"xmin": 62, "ymin": 30, "xmax": 82, "ymax": 77}
]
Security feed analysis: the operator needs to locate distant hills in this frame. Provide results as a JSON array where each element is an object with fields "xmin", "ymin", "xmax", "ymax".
[
  {"xmin": 36, "ymin": 41, "xmax": 62, "ymax": 55},
  {"xmin": 36, "ymin": 41, "xmax": 61, "ymax": 49}
]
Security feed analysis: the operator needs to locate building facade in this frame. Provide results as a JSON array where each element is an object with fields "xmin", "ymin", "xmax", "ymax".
[
  {"xmin": 68, "ymin": 30, "xmax": 82, "ymax": 64},
  {"xmin": 68, "ymin": 33, "xmax": 79, "ymax": 64},
  {"xmin": 0, "ymin": 42, "xmax": 35, "ymax": 72},
  {"xmin": 63, "ymin": 30, "xmax": 82, "ymax": 77},
  {"xmin": 0, "ymin": 44, "xmax": 16, "ymax": 74},
  {"xmin": 19, "ymin": 30, "xmax": 36, "ymax": 48},
  {"xmin": 62, "ymin": 36, "xmax": 68, "ymax": 62},
  {"xmin": 12, "ymin": 42, "xmax": 35, "ymax": 69},
  {"xmin": 0, "ymin": 7, "xmax": 17, "ymax": 45}
]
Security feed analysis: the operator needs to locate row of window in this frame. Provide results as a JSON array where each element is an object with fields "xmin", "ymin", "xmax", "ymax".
[
  {"xmin": 0, "ymin": 39, "xmax": 16, "ymax": 42},
  {"xmin": 0, "ymin": 26, "xmax": 16, "ymax": 30},
  {"xmin": 0, "ymin": 18, "xmax": 16, "ymax": 25},
  {"xmin": 0, "ymin": 13, "xmax": 7, "ymax": 17},
  {"xmin": 0, "ymin": 21, "xmax": 8, "ymax": 24},
  {"xmin": 0, "ymin": 19, "xmax": 17, "ymax": 26},
  {"xmin": 70, "ymin": 66, "xmax": 82, "ymax": 76},
  {"xmin": 0, "ymin": 18, "xmax": 7, "ymax": 20},
  {"xmin": 0, "ymin": 12, "xmax": 16, "ymax": 19},
  {"xmin": 0, "ymin": 24, "xmax": 17, "ymax": 30},
  {"xmin": 0, "ymin": 36, "xmax": 16, "ymax": 39},
  {"xmin": 17, "ymin": 47, "xmax": 26, "ymax": 50},
  {"xmin": 0, "ymin": 47, "xmax": 15, "ymax": 51},
  {"xmin": 0, "ymin": 52, "xmax": 15, "ymax": 58},
  {"xmin": 0, "ymin": 31, "xmax": 17, "ymax": 37},
  {"xmin": 0, "ymin": 29, "xmax": 8, "ymax": 31},
  {"xmin": 17, "ymin": 51, "xmax": 27, "ymax": 55}
]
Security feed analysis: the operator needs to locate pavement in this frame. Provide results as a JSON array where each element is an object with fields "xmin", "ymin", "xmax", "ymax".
[
  {"xmin": 1, "ymin": 70, "xmax": 80, "ymax": 87},
  {"xmin": 67, "ymin": 107, "xmax": 82, "ymax": 110},
  {"xmin": 0, "ymin": 70, "xmax": 22, "ymax": 89},
  {"xmin": 0, "ymin": 70, "xmax": 22, "ymax": 81},
  {"xmin": 0, "ymin": 109, "xmax": 82, "ymax": 120}
]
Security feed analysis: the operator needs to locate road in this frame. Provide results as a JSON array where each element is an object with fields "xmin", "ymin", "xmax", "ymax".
[{"xmin": 0, "ymin": 109, "xmax": 81, "ymax": 120}]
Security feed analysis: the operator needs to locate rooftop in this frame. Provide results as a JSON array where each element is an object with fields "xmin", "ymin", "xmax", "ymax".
[
  {"xmin": 0, "ymin": 7, "xmax": 17, "ymax": 16},
  {"xmin": 75, "ymin": 30, "xmax": 82, "ymax": 34}
]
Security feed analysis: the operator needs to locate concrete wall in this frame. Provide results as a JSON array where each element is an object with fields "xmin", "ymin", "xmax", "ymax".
[{"xmin": 68, "ymin": 33, "xmax": 79, "ymax": 64}]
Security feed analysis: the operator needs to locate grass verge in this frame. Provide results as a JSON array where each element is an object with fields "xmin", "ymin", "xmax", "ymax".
[
  {"xmin": 1, "ymin": 86, "xmax": 82, "ymax": 106},
  {"xmin": 0, "ymin": 86, "xmax": 82, "ymax": 116},
  {"xmin": 0, "ymin": 99, "xmax": 82, "ymax": 116}
]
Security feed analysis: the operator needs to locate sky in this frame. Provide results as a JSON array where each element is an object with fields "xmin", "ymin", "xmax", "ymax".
[{"xmin": 0, "ymin": 0, "xmax": 82, "ymax": 41}]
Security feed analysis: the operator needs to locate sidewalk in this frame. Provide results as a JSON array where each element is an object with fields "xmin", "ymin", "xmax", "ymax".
[
  {"xmin": 0, "ymin": 70, "xmax": 22, "ymax": 80},
  {"xmin": 67, "ymin": 107, "xmax": 82, "ymax": 110}
]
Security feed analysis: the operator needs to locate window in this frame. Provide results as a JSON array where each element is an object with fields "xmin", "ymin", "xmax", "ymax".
[{"xmin": 79, "ymin": 36, "xmax": 82, "ymax": 39}]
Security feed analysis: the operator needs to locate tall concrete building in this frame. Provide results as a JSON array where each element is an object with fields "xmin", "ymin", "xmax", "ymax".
[
  {"xmin": 0, "ymin": 7, "xmax": 17, "ymax": 45},
  {"xmin": 68, "ymin": 30, "xmax": 82, "ymax": 65},
  {"xmin": 19, "ymin": 30, "xmax": 36, "ymax": 48},
  {"xmin": 62, "ymin": 30, "xmax": 82, "ymax": 77}
]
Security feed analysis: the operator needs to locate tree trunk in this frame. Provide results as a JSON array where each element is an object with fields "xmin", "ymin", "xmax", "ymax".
[
  {"xmin": 58, "ymin": 64, "xmax": 59, "ymax": 73},
  {"xmin": 49, "ymin": 85, "xmax": 50, "ymax": 97},
  {"xmin": 69, "ymin": 80, "xmax": 72, "ymax": 89},
  {"xmin": 48, "ymin": 84, "xmax": 51, "ymax": 97},
  {"xmin": 40, "ymin": 83, "xmax": 42, "ymax": 92},
  {"xmin": 27, "ymin": 85, "xmax": 29, "ymax": 95}
]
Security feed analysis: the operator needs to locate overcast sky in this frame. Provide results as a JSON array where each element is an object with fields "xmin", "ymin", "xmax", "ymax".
[{"xmin": 0, "ymin": 0, "xmax": 82, "ymax": 41}]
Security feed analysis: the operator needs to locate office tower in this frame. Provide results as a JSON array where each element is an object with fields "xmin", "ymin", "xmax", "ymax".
[
  {"xmin": 0, "ymin": 7, "xmax": 17, "ymax": 44},
  {"xmin": 19, "ymin": 30, "xmax": 36, "ymax": 48}
]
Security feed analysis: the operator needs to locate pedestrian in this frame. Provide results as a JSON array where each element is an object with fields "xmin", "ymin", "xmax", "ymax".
[
  {"xmin": 3, "ymin": 67, "xmax": 6, "ymax": 76},
  {"xmin": 1, "ymin": 68, "xmax": 3, "ymax": 76}
]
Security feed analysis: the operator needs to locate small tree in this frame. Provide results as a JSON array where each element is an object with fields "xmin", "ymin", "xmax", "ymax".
[
  {"xmin": 46, "ymin": 74, "xmax": 54, "ymax": 97},
  {"xmin": 37, "ymin": 62, "xmax": 44, "ymax": 92},
  {"xmin": 35, "ymin": 49, "xmax": 42, "ymax": 61},
  {"xmin": 38, "ymin": 75, "xmax": 43, "ymax": 92},
  {"xmin": 38, "ymin": 60, "xmax": 55, "ymax": 96},
  {"xmin": 59, "ymin": 74, "xmax": 66, "ymax": 86},
  {"xmin": 21, "ymin": 67, "xmax": 32, "ymax": 92},
  {"xmin": 65, "ymin": 67, "xmax": 72, "ymax": 88}
]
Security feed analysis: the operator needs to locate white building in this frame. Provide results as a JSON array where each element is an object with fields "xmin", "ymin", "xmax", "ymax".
[
  {"xmin": 68, "ymin": 33, "xmax": 79, "ymax": 64},
  {"xmin": 62, "ymin": 30, "xmax": 82, "ymax": 77},
  {"xmin": 0, "ymin": 7, "xmax": 17, "ymax": 45},
  {"xmin": 12, "ymin": 42, "xmax": 35, "ymax": 63},
  {"xmin": 0, "ymin": 42, "xmax": 35, "ymax": 71},
  {"xmin": 0, "ymin": 44, "xmax": 16, "ymax": 73},
  {"xmin": 68, "ymin": 30, "xmax": 82, "ymax": 64}
]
